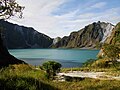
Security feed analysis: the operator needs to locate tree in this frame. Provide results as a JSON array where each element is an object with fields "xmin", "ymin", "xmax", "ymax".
[
  {"xmin": 0, "ymin": 0, "xmax": 25, "ymax": 68},
  {"xmin": 103, "ymin": 44, "xmax": 120, "ymax": 68},
  {"xmin": 0, "ymin": 0, "xmax": 24, "ymax": 19},
  {"xmin": 42, "ymin": 61, "xmax": 62, "ymax": 79}
]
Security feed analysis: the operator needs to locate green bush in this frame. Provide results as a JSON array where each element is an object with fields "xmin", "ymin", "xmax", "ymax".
[{"xmin": 42, "ymin": 61, "xmax": 62, "ymax": 79}]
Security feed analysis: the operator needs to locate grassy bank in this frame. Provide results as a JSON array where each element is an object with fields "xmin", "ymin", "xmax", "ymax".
[
  {"xmin": 0, "ymin": 64, "xmax": 120, "ymax": 90},
  {"xmin": 0, "ymin": 64, "xmax": 57, "ymax": 90}
]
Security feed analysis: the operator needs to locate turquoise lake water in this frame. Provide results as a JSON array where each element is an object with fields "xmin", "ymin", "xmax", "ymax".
[{"xmin": 9, "ymin": 49, "xmax": 99, "ymax": 68}]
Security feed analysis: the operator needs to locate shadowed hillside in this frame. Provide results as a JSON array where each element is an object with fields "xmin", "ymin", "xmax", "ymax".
[{"xmin": 0, "ymin": 20, "xmax": 53, "ymax": 49}]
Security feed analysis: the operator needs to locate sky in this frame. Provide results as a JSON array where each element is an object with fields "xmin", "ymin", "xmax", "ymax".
[{"xmin": 8, "ymin": 0, "xmax": 120, "ymax": 38}]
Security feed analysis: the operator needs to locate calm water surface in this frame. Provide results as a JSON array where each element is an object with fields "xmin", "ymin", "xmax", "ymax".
[{"xmin": 9, "ymin": 49, "xmax": 99, "ymax": 68}]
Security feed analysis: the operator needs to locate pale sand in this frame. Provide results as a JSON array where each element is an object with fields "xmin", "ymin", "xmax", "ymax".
[
  {"xmin": 58, "ymin": 71, "xmax": 120, "ymax": 80},
  {"xmin": 117, "ymin": 59, "xmax": 120, "ymax": 62}
]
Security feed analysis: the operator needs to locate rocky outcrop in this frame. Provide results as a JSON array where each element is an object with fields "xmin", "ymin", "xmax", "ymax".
[
  {"xmin": 105, "ymin": 22, "xmax": 120, "ymax": 45},
  {"xmin": 52, "ymin": 21, "xmax": 114, "ymax": 48},
  {"xmin": 97, "ymin": 22, "xmax": 120, "ymax": 57},
  {"xmin": 53, "ymin": 37, "xmax": 61, "ymax": 45},
  {"xmin": 0, "ymin": 20, "xmax": 53, "ymax": 49}
]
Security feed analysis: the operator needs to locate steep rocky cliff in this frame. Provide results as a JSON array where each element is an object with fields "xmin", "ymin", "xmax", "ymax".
[
  {"xmin": 52, "ymin": 21, "xmax": 114, "ymax": 48},
  {"xmin": 97, "ymin": 22, "xmax": 120, "ymax": 57},
  {"xmin": 0, "ymin": 20, "xmax": 53, "ymax": 49},
  {"xmin": 105, "ymin": 22, "xmax": 120, "ymax": 45}
]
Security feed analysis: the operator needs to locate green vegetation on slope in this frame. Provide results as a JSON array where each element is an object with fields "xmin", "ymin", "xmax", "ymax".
[{"xmin": 114, "ymin": 22, "xmax": 120, "ymax": 44}]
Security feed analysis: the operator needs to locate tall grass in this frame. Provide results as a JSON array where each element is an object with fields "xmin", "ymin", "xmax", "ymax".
[
  {"xmin": 0, "ymin": 64, "xmax": 120, "ymax": 90},
  {"xmin": 0, "ymin": 64, "xmax": 58, "ymax": 90},
  {"xmin": 51, "ymin": 78, "xmax": 120, "ymax": 90}
]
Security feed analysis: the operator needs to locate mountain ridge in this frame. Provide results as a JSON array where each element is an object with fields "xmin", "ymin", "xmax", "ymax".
[
  {"xmin": 0, "ymin": 20, "xmax": 116, "ymax": 49},
  {"xmin": 0, "ymin": 20, "xmax": 53, "ymax": 49},
  {"xmin": 52, "ymin": 21, "xmax": 114, "ymax": 49}
]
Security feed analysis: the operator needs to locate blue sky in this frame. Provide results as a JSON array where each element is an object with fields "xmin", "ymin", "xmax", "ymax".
[{"xmin": 9, "ymin": 0, "xmax": 120, "ymax": 38}]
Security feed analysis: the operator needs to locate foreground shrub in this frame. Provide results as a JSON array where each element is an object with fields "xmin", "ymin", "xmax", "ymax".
[{"xmin": 42, "ymin": 61, "xmax": 62, "ymax": 79}]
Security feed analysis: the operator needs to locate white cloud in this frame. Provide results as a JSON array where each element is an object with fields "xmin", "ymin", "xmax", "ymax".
[
  {"xmin": 8, "ymin": 0, "xmax": 120, "ymax": 38},
  {"xmin": 90, "ymin": 2, "xmax": 107, "ymax": 9},
  {"xmin": 9, "ymin": 0, "xmax": 68, "ymax": 37}
]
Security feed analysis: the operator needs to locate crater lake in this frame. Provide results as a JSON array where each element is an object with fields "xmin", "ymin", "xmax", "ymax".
[{"xmin": 9, "ymin": 49, "xmax": 99, "ymax": 68}]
